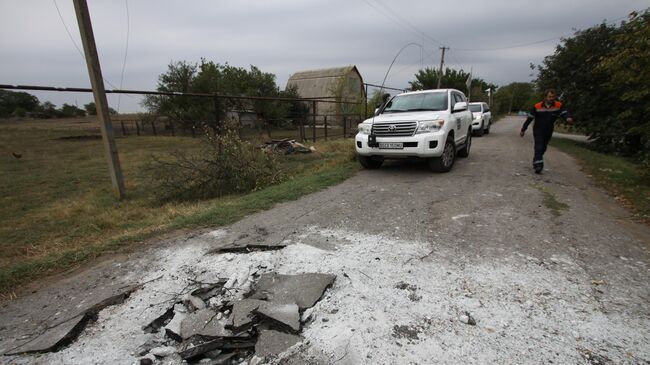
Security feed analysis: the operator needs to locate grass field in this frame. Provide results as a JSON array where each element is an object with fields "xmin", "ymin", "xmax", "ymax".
[
  {"xmin": 0, "ymin": 118, "xmax": 359, "ymax": 296},
  {"xmin": 550, "ymin": 138, "xmax": 650, "ymax": 222}
]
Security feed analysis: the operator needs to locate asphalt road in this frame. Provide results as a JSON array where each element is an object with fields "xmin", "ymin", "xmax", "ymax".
[{"xmin": 1, "ymin": 116, "xmax": 649, "ymax": 364}]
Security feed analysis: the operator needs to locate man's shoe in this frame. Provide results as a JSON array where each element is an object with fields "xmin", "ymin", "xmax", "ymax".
[{"xmin": 534, "ymin": 166, "xmax": 543, "ymax": 174}]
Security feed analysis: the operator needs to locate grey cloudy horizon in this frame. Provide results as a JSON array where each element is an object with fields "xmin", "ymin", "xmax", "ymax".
[{"xmin": 1, "ymin": 0, "xmax": 647, "ymax": 113}]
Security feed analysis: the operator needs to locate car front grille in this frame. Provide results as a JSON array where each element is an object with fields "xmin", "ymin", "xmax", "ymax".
[{"xmin": 372, "ymin": 121, "xmax": 417, "ymax": 137}]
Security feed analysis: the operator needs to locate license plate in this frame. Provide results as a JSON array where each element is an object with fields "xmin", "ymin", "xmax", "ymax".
[{"xmin": 378, "ymin": 142, "xmax": 403, "ymax": 149}]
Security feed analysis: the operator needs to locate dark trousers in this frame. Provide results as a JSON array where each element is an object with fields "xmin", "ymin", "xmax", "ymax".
[{"xmin": 532, "ymin": 122, "xmax": 554, "ymax": 167}]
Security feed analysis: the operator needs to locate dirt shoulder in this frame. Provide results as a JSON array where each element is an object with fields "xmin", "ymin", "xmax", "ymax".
[{"xmin": 1, "ymin": 116, "xmax": 648, "ymax": 364}]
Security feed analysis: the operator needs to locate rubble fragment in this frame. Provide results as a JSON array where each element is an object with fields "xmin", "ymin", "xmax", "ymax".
[
  {"xmin": 249, "ymin": 273, "xmax": 336, "ymax": 310},
  {"xmin": 181, "ymin": 308, "xmax": 233, "ymax": 339},
  {"xmin": 150, "ymin": 346, "xmax": 176, "ymax": 357},
  {"xmin": 212, "ymin": 244, "xmax": 287, "ymax": 254},
  {"xmin": 183, "ymin": 294, "xmax": 207, "ymax": 311},
  {"xmin": 229, "ymin": 299, "xmax": 266, "ymax": 331},
  {"xmin": 255, "ymin": 329, "xmax": 302, "ymax": 357},
  {"xmin": 254, "ymin": 302, "xmax": 300, "ymax": 332},
  {"xmin": 5, "ymin": 313, "xmax": 92, "ymax": 355},
  {"xmin": 459, "ymin": 312, "xmax": 477, "ymax": 326}
]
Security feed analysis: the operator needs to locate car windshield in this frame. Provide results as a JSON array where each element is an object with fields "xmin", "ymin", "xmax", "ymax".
[
  {"xmin": 383, "ymin": 92, "xmax": 448, "ymax": 113},
  {"xmin": 469, "ymin": 104, "xmax": 482, "ymax": 112}
]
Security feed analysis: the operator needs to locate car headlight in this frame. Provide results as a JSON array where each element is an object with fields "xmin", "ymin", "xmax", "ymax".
[
  {"xmin": 357, "ymin": 123, "xmax": 371, "ymax": 134},
  {"xmin": 415, "ymin": 120, "xmax": 444, "ymax": 134},
  {"xmin": 474, "ymin": 115, "xmax": 482, "ymax": 120}
]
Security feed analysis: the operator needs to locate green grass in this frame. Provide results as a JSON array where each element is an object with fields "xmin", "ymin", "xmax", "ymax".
[
  {"xmin": 550, "ymin": 138, "xmax": 650, "ymax": 221},
  {"xmin": 532, "ymin": 184, "xmax": 569, "ymax": 217},
  {"xmin": 0, "ymin": 121, "xmax": 358, "ymax": 295}
]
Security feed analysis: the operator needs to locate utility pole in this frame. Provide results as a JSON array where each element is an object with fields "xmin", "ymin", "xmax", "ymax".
[
  {"xmin": 437, "ymin": 46, "xmax": 448, "ymax": 89},
  {"xmin": 73, "ymin": 0, "xmax": 126, "ymax": 199}
]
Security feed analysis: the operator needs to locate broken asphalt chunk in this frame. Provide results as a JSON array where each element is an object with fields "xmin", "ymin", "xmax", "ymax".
[
  {"xmin": 229, "ymin": 299, "xmax": 266, "ymax": 332},
  {"xmin": 249, "ymin": 273, "xmax": 336, "ymax": 310},
  {"xmin": 178, "ymin": 338, "xmax": 224, "ymax": 360},
  {"xmin": 212, "ymin": 244, "xmax": 287, "ymax": 254},
  {"xmin": 5, "ymin": 314, "xmax": 92, "ymax": 355},
  {"xmin": 254, "ymin": 302, "xmax": 300, "ymax": 332},
  {"xmin": 181, "ymin": 308, "xmax": 233, "ymax": 339},
  {"xmin": 255, "ymin": 329, "xmax": 302, "ymax": 357}
]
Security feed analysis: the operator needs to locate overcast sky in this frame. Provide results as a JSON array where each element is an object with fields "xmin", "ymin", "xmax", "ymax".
[{"xmin": 1, "ymin": 0, "xmax": 647, "ymax": 112}]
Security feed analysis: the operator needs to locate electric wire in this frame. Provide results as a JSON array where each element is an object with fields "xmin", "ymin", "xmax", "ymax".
[
  {"xmin": 116, "ymin": 0, "xmax": 130, "ymax": 112},
  {"xmin": 52, "ymin": 0, "xmax": 133, "ymax": 98}
]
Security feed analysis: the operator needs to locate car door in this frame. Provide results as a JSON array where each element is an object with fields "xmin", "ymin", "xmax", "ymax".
[{"xmin": 450, "ymin": 92, "xmax": 465, "ymax": 145}]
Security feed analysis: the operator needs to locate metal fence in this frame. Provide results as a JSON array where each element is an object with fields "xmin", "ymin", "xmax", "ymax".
[{"xmin": 0, "ymin": 84, "xmax": 363, "ymax": 143}]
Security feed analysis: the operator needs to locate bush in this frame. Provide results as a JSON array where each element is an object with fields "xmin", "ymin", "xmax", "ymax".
[{"xmin": 149, "ymin": 127, "xmax": 283, "ymax": 201}]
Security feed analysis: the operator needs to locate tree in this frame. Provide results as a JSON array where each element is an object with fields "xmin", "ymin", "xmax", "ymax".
[
  {"xmin": 535, "ymin": 9, "xmax": 650, "ymax": 157},
  {"xmin": 39, "ymin": 101, "xmax": 58, "ymax": 118},
  {"xmin": 143, "ymin": 59, "xmax": 291, "ymax": 134},
  {"xmin": 409, "ymin": 67, "xmax": 496, "ymax": 102},
  {"xmin": 59, "ymin": 103, "xmax": 86, "ymax": 118},
  {"xmin": 84, "ymin": 102, "xmax": 97, "ymax": 115},
  {"xmin": 0, "ymin": 90, "xmax": 40, "ymax": 118},
  {"xmin": 493, "ymin": 82, "xmax": 537, "ymax": 115}
]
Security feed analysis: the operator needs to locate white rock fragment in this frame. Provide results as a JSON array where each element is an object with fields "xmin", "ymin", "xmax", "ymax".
[
  {"xmin": 182, "ymin": 294, "xmax": 206, "ymax": 311},
  {"xmin": 459, "ymin": 314, "xmax": 470, "ymax": 324},
  {"xmin": 150, "ymin": 346, "xmax": 176, "ymax": 357},
  {"xmin": 249, "ymin": 356, "xmax": 264, "ymax": 365}
]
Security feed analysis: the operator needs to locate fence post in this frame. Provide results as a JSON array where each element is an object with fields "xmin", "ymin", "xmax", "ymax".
[
  {"xmin": 120, "ymin": 121, "xmax": 126, "ymax": 136},
  {"xmin": 312, "ymin": 100, "xmax": 317, "ymax": 142},
  {"xmin": 151, "ymin": 119, "xmax": 157, "ymax": 136},
  {"xmin": 136, "ymin": 121, "xmax": 141, "ymax": 136},
  {"xmin": 170, "ymin": 120, "xmax": 175, "ymax": 136},
  {"xmin": 343, "ymin": 116, "xmax": 347, "ymax": 138},
  {"xmin": 324, "ymin": 116, "xmax": 328, "ymax": 139}
]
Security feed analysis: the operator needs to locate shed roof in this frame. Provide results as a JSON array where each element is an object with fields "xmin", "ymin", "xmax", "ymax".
[{"xmin": 286, "ymin": 65, "xmax": 363, "ymax": 99}]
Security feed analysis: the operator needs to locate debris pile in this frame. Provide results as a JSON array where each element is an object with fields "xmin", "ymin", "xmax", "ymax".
[
  {"xmin": 140, "ymin": 272, "xmax": 335, "ymax": 364},
  {"xmin": 260, "ymin": 139, "xmax": 314, "ymax": 155}
]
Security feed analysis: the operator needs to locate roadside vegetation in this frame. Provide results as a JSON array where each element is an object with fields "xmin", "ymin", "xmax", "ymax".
[
  {"xmin": 0, "ymin": 121, "xmax": 357, "ymax": 297},
  {"xmin": 550, "ymin": 138, "xmax": 650, "ymax": 222}
]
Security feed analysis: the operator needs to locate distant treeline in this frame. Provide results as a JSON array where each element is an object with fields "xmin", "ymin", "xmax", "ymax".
[{"xmin": 0, "ymin": 90, "xmax": 115, "ymax": 119}]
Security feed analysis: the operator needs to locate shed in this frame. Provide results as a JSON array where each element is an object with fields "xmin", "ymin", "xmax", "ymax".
[{"xmin": 286, "ymin": 65, "xmax": 365, "ymax": 124}]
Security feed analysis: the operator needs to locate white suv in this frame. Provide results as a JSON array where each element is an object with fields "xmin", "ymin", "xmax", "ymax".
[
  {"xmin": 355, "ymin": 89, "xmax": 473, "ymax": 172},
  {"xmin": 469, "ymin": 102, "xmax": 492, "ymax": 136}
]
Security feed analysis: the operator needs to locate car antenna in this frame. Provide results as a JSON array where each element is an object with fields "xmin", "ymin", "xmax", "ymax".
[{"xmin": 369, "ymin": 42, "xmax": 422, "ymax": 147}]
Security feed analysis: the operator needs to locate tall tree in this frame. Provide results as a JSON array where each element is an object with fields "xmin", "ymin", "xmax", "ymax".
[{"xmin": 0, "ymin": 90, "xmax": 40, "ymax": 118}]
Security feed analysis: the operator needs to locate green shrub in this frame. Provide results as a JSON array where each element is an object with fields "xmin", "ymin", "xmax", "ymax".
[{"xmin": 149, "ymin": 128, "xmax": 283, "ymax": 201}]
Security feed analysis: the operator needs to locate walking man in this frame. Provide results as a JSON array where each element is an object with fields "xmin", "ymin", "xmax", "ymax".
[{"xmin": 520, "ymin": 89, "xmax": 572, "ymax": 174}]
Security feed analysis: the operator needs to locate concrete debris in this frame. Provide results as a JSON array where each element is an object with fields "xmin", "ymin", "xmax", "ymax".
[
  {"xmin": 178, "ymin": 338, "xmax": 224, "ymax": 360},
  {"xmin": 249, "ymin": 355, "xmax": 264, "ymax": 365},
  {"xmin": 261, "ymin": 139, "xmax": 312, "ymax": 155},
  {"xmin": 181, "ymin": 308, "xmax": 233, "ymax": 339},
  {"xmin": 191, "ymin": 280, "xmax": 227, "ymax": 301},
  {"xmin": 139, "ymin": 356, "xmax": 154, "ymax": 365},
  {"xmin": 163, "ymin": 308, "xmax": 187, "ymax": 341},
  {"xmin": 5, "ymin": 313, "xmax": 91, "ymax": 355},
  {"xmin": 183, "ymin": 294, "xmax": 207, "ymax": 311},
  {"xmin": 459, "ymin": 312, "xmax": 476, "ymax": 326},
  {"xmin": 143, "ymin": 305, "xmax": 175, "ymax": 334},
  {"xmin": 212, "ymin": 244, "xmax": 287, "ymax": 254},
  {"xmin": 229, "ymin": 299, "xmax": 266, "ymax": 331},
  {"xmin": 254, "ymin": 302, "xmax": 300, "ymax": 332},
  {"xmin": 249, "ymin": 273, "xmax": 336, "ymax": 310},
  {"xmin": 255, "ymin": 329, "xmax": 302, "ymax": 357},
  {"xmin": 150, "ymin": 346, "xmax": 176, "ymax": 357}
]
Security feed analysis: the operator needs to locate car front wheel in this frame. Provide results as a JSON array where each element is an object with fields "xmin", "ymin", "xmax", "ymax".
[
  {"xmin": 429, "ymin": 136, "xmax": 456, "ymax": 172},
  {"xmin": 358, "ymin": 155, "xmax": 383, "ymax": 169}
]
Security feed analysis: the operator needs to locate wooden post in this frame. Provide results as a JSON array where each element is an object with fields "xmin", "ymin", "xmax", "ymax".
[
  {"xmin": 120, "ymin": 121, "xmax": 126, "ymax": 136},
  {"xmin": 343, "ymin": 116, "xmax": 347, "ymax": 137},
  {"xmin": 135, "ymin": 121, "xmax": 140, "ymax": 136},
  {"xmin": 73, "ymin": 0, "xmax": 125, "ymax": 199},
  {"xmin": 151, "ymin": 119, "xmax": 157, "ymax": 136},
  {"xmin": 312, "ymin": 101, "xmax": 317, "ymax": 142},
  {"xmin": 324, "ymin": 116, "xmax": 328, "ymax": 139},
  {"xmin": 170, "ymin": 120, "xmax": 175, "ymax": 136}
]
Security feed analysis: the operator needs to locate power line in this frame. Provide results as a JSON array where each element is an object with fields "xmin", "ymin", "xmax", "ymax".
[
  {"xmin": 452, "ymin": 13, "xmax": 632, "ymax": 52},
  {"xmin": 52, "ymin": 0, "xmax": 133, "ymax": 97},
  {"xmin": 360, "ymin": 0, "xmax": 445, "ymax": 48},
  {"xmin": 372, "ymin": 0, "xmax": 445, "ymax": 46},
  {"xmin": 117, "ymin": 0, "xmax": 130, "ymax": 112}
]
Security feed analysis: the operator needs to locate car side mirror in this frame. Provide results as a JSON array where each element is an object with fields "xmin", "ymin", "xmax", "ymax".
[
  {"xmin": 453, "ymin": 101, "xmax": 467, "ymax": 112},
  {"xmin": 374, "ymin": 107, "xmax": 380, "ymax": 116}
]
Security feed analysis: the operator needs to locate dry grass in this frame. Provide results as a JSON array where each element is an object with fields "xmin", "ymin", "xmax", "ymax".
[{"xmin": 0, "ymin": 118, "xmax": 358, "ymax": 294}]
